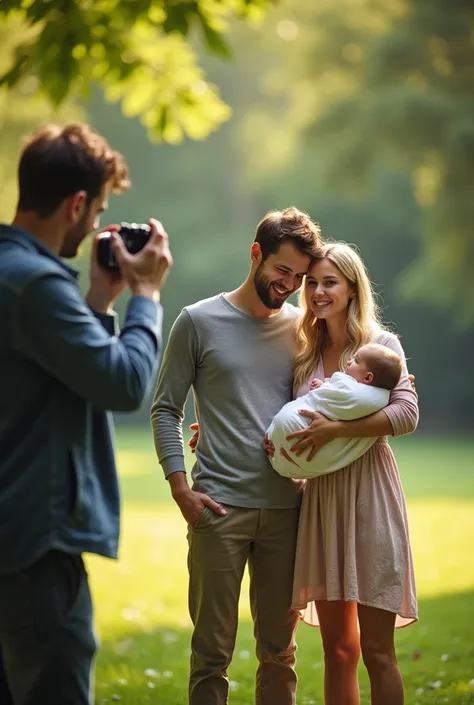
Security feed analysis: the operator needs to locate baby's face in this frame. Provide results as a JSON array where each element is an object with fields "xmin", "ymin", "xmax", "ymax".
[{"xmin": 346, "ymin": 348, "xmax": 373, "ymax": 385}]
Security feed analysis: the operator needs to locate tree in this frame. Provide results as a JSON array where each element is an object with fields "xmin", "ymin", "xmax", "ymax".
[
  {"xmin": 244, "ymin": 0, "xmax": 474, "ymax": 324},
  {"xmin": 0, "ymin": 19, "xmax": 83, "ymax": 222},
  {"xmin": 0, "ymin": 0, "xmax": 269, "ymax": 144}
]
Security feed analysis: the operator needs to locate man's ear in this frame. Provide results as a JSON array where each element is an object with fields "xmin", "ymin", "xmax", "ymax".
[
  {"xmin": 250, "ymin": 242, "xmax": 262, "ymax": 266},
  {"xmin": 66, "ymin": 190, "xmax": 87, "ymax": 224}
]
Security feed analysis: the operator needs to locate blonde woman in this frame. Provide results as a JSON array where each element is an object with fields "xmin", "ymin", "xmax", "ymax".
[{"xmin": 285, "ymin": 243, "xmax": 418, "ymax": 705}]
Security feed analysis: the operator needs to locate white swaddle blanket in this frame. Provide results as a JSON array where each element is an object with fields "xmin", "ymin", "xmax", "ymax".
[{"xmin": 267, "ymin": 372, "xmax": 389, "ymax": 479}]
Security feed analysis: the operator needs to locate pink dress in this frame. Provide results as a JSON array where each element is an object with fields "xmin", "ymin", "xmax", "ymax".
[{"xmin": 292, "ymin": 331, "xmax": 418, "ymax": 628}]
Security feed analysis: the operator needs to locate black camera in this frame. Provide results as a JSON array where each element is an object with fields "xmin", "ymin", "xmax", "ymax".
[{"xmin": 97, "ymin": 222, "xmax": 151, "ymax": 270}]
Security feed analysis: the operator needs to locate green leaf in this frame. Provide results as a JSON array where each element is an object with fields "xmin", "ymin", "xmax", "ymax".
[
  {"xmin": 0, "ymin": 0, "xmax": 269, "ymax": 141},
  {"xmin": 159, "ymin": 105, "xmax": 169, "ymax": 134},
  {"xmin": 162, "ymin": 2, "xmax": 196, "ymax": 35},
  {"xmin": 198, "ymin": 15, "xmax": 232, "ymax": 59},
  {"xmin": 0, "ymin": 54, "xmax": 29, "ymax": 88}
]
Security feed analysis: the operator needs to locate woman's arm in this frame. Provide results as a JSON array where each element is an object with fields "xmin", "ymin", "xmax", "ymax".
[
  {"xmin": 335, "ymin": 408, "xmax": 393, "ymax": 438},
  {"xmin": 288, "ymin": 333, "xmax": 418, "ymax": 459},
  {"xmin": 377, "ymin": 334, "xmax": 419, "ymax": 436}
]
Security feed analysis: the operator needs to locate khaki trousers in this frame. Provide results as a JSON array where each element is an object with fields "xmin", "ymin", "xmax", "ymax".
[{"xmin": 187, "ymin": 505, "xmax": 300, "ymax": 705}]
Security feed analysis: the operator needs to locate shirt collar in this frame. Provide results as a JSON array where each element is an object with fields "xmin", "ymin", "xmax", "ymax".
[{"xmin": 0, "ymin": 224, "xmax": 79, "ymax": 279}]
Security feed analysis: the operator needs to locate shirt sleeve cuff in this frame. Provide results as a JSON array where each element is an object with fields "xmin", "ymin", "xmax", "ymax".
[
  {"xmin": 93, "ymin": 310, "xmax": 120, "ymax": 336},
  {"xmin": 125, "ymin": 296, "xmax": 162, "ymax": 330},
  {"xmin": 161, "ymin": 455, "xmax": 186, "ymax": 478}
]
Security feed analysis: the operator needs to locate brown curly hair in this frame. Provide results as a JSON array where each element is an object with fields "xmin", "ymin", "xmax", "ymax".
[
  {"xmin": 254, "ymin": 207, "xmax": 322, "ymax": 261},
  {"xmin": 17, "ymin": 123, "xmax": 130, "ymax": 217}
]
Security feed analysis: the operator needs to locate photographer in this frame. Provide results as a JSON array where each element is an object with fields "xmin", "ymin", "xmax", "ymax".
[{"xmin": 0, "ymin": 124, "xmax": 172, "ymax": 705}]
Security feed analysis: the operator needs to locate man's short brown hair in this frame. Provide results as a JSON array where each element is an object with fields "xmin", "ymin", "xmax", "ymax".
[
  {"xmin": 255, "ymin": 207, "xmax": 322, "ymax": 261},
  {"xmin": 361, "ymin": 343, "xmax": 403, "ymax": 391},
  {"xmin": 17, "ymin": 123, "xmax": 130, "ymax": 217}
]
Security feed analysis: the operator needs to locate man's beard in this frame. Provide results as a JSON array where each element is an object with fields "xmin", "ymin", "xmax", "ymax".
[
  {"xmin": 253, "ymin": 263, "xmax": 291, "ymax": 310},
  {"xmin": 60, "ymin": 209, "xmax": 90, "ymax": 259}
]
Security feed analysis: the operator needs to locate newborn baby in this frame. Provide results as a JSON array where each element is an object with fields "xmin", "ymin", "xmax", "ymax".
[{"xmin": 267, "ymin": 343, "xmax": 402, "ymax": 479}]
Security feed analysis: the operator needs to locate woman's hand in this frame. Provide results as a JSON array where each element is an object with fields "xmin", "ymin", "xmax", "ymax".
[
  {"xmin": 286, "ymin": 410, "xmax": 339, "ymax": 461},
  {"xmin": 263, "ymin": 433, "xmax": 275, "ymax": 457},
  {"xmin": 408, "ymin": 374, "xmax": 416, "ymax": 393},
  {"xmin": 188, "ymin": 423, "xmax": 199, "ymax": 454}
]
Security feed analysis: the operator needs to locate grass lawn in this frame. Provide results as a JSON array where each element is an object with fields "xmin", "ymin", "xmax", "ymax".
[{"xmin": 89, "ymin": 430, "xmax": 474, "ymax": 704}]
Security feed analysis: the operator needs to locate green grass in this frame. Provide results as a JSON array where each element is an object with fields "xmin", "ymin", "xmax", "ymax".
[{"xmin": 89, "ymin": 431, "xmax": 474, "ymax": 704}]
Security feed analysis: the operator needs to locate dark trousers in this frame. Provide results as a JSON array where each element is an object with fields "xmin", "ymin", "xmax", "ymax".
[{"xmin": 0, "ymin": 551, "xmax": 97, "ymax": 705}]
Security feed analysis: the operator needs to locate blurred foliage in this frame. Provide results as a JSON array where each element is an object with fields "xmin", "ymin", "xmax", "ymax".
[
  {"xmin": 81, "ymin": 83, "xmax": 474, "ymax": 434},
  {"xmin": 1, "ymin": 2, "xmax": 473, "ymax": 432},
  {"xmin": 0, "ymin": 0, "xmax": 269, "ymax": 143},
  {"xmin": 0, "ymin": 20, "xmax": 83, "ymax": 222},
  {"xmin": 243, "ymin": 0, "xmax": 474, "ymax": 325}
]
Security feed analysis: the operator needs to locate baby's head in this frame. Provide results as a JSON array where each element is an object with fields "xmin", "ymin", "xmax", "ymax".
[{"xmin": 346, "ymin": 343, "xmax": 402, "ymax": 390}]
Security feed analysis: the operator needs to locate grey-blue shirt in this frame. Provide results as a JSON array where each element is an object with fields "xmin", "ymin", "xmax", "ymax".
[
  {"xmin": 151, "ymin": 294, "xmax": 304, "ymax": 509},
  {"xmin": 0, "ymin": 225, "xmax": 162, "ymax": 573}
]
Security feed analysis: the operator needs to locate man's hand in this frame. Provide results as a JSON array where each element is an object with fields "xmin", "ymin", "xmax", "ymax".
[
  {"xmin": 112, "ymin": 218, "xmax": 173, "ymax": 302},
  {"xmin": 172, "ymin": 485, "xmax": 227, "ymax": 527},
  {"xmin": 287, "ymin": 410, "xmax": 340, "ymax": 461},
  {"xmin": 86, "ymin": 224, "xmax": 126, "ymax": 313}
]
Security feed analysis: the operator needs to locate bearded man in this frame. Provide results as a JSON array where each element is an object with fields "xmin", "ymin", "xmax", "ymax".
[{"xmin": 151, "ymin": 208, "xmax": 321, "ymax": 705}]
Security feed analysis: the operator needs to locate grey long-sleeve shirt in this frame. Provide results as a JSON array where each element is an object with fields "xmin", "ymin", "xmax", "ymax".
[{"xmin": 151, "ymin": 294, "xmax": 304, "ymax": 508}]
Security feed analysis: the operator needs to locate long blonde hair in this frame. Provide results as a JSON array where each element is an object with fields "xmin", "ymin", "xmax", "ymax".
[{"xmin": 293, "ymin": 242, "xmax": 385, "ymax": 393}]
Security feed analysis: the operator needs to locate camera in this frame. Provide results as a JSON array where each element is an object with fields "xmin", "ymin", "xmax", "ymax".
[{"xmin": 97, "ymin": 222, "xmax": 151, "ymax": 270}]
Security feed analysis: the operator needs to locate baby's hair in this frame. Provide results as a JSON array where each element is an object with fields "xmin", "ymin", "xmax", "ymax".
[{"xmin": 360, "ymin": 344, "xmax": 402, "ymax": 390}]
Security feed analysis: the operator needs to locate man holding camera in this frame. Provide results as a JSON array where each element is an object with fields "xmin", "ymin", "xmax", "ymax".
[{"xmin": 0, "ymin": 123, "xmax": 172, "ymax": 705}]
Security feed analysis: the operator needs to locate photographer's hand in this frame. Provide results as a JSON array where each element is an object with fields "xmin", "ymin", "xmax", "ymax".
[
  {"xmin": 86, "ymin": 225, "xmax": 127, "ymax": 313},
  {"xmin": 111, "ymin": 218, "xmax": 173, "ymax": 302}
]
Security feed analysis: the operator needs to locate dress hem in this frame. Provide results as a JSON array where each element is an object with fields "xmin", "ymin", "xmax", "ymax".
[{"xmin": 293, "ymin": 596, "xmax": 418, "ymax": 630}]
